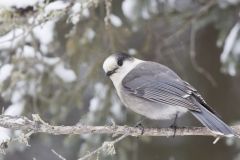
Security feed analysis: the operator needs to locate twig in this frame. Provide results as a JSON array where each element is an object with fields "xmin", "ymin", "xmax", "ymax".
[
  {"xmin": 104, "ymin": 0, "xmax": 112, "ymax": 26},
  {"xmin": 78, "ymin": 134, "xmax": 128, "ymax": 160},
  {"xmin": 163, "ymin": 0, "xmax": 217, "ymax": 46},
  {"xmin": 162, "ymin": 0, "xmax": 218, "ymax": 86},
  {"xmin": 51, "ymin": 149, "xmax": 67, "ymax": 160},
  {"xmin": 190, "ymin": 24, "xmax": 217, "ymax": 86}
]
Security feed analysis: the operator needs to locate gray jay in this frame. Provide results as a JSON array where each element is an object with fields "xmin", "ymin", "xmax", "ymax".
[{"xmin": 103, "ymin": 52, "xmax": 236, "ymax": 137}]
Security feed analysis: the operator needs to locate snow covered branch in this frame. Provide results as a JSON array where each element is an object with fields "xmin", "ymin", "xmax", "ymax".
[{"xmin": 0, "ymin": 114, "xmax": 239, "ymax": 138}]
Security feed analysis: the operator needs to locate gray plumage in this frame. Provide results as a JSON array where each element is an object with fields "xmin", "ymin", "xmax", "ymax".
[
  {"xmin": 122, "ymin": 62, "xmax": 234, "ymax": 136},
  {"xmin": 103, "ymin": 53, "xmax": 236, "ymax": 136}
]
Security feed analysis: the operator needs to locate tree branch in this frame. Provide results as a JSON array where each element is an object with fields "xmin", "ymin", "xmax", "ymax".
[{"xmin": 0, "ymin": 115, "xmax": 239, "ymax": 138}]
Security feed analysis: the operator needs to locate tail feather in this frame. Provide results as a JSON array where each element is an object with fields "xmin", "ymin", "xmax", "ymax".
[{"xmin": 190, "ymin": 104, "xmax": 235, "ymax": 137}]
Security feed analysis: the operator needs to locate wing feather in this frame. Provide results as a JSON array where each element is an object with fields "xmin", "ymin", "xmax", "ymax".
[
  {"xmin": 123, "ymin": 75, "xmax": 200, "ymax": 112},
  {"xmin": 122, "ymin": 62, "xmax": 221, "ymax": 118}
]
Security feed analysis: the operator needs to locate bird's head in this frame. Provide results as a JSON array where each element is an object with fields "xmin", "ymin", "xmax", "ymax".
[{"xmin": 103, "ymin": 52, "xmax": 142, "ymax": 85}]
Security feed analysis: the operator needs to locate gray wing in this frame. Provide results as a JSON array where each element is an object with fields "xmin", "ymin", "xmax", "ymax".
[{"xmin": 122, "ymin": 62, "xmax": 216, "ymax": 113}]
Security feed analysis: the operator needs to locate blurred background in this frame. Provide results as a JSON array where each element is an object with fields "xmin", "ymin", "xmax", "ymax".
[{"xmin": 0, "ymin": 0, "xmax": 240, "ymax": 159}]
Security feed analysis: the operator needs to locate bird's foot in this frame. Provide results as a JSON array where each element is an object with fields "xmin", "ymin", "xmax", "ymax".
[
  {"xmin": 169, "ymin": 124, "xmax": 177, "ymax": 138},
  {"xmin": 135, "ymin": 123, "xmax": 145, "ymax": 135},
  {"xmin": 169, "ymin": 112, "xmax": 179, "ymax": 138},
  {"xmin": 135, "ymin": 119, "xmax": 146, "ymax": 135}
]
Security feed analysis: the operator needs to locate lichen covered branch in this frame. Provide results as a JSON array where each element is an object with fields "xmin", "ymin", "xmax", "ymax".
[{"xmin": 0, "ymin": 115, "xmax": 239, "ymax": 137}]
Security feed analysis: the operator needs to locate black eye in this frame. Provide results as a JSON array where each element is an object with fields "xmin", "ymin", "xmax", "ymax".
[{"xmin": 117, "ymin": 59, "xmax": 123, "ymax": 66}]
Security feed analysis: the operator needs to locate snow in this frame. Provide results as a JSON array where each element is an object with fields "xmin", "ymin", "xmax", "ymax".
[
  {"xmin": 4, "ymin": 101, "xmax": 25, "ymax": 116},
  {"xmin": 219, "ymin": 0, "xmax": 240, "ymax": 8},
  {"xmin": 228, "ymin": 63, "xmax": 237, "ymax": 76},
  {"xmin": 110, "ymin": 95, "xmax": 124, "ymax": 121},
  {"xmin": 167, "ymin": 0, "xmax": 177, "ymax": 10},
  {"xmin": 70, "ymin": 14, "xmax": 81, "ymax": 25},
  {"xmin": 122, "ymin": 0, "xmax": 158, "ymax": 21},
  {"xmin": 42, "ymin": 57, "xmax": 60, "ymax": 65},
  {"xmin": 54, "ymin": 63, "xmax": 77, "ymax": 83},
  {"xmin": 232, "ymin": 39, "xmax": 240, "ymax": 56},
  {"xmin": 0, "ymin": 101, "xmax": 25, "ymax": 143},
  {"xmin": 72, "ymin": 2, "xmax": 90, "ymax": 17},
  {"xmin": 87, "ymin": 83, "xmax": 108, "ymax": 123},
  {"xmin": 141, "ymin": 7, "xmax": 151, "ymax": 20},
  {"xmin": 0, "ymin": 64, "xmax": 14, "ymax": 83},
  {"xmin": 70, "ymin": 2, "xmax": 90, "ymax": 24},
  {"xmin": 44, "ymin": 1, "xmax": 70, "ymax": 15},
  {"xmin": 32, "ymin": 20, "xmax": 56, "ymax": 53},
  {"xmin": 16, "ymin": 45, "xmax": 60, "ymax": 66},
  {"xmin": 0, "ymin": 94, "xmax": 25, "ymax": 144},
  {"xmin": 149, "ymin": 0, "xmax": 158, "ymax": 14},
  {"xmin": 85, "ymin": 28, "xmax": 95, "ymax": 42},
  {"xmin": 0, "ymin": 6, "xmax": 55, "ymax": 52},
  {"xmin": 95, "ymin": 83, "xmax": 108, "ymax": 99},
  {"xmin": 128, "ymin": 48, "xmax": 137, "ymax": 55},
  {"xmin": 16, "ymin": 45, "xmax": 36, "ymax": 58},
  {"xmin": 0, "ymin": 28, "xmax": 25, "ymax": 50},
  {"xmin": 122, "ymin": 0, "xmax": 138, "ymax": 21},
  {"xmin": 0, "ymin": 0, "xmax": 41, "ymax": 8},
  {"xmin": 89, "ymin": 97, "xmax": 100, "ymax": 112},
  {"xmin": 220, "ymin": 22, "xmax": 240, "ymax": 63},
  {"xmin": 15, "ymin": 44, "xmax": 61, "ymax": 66},
  {"xmin": 89, "ymin": 83, "xmax": 108, "ymax": 112},
  {"xmin": 0, "ymin": 128, "xmax": 10, "ymax": 143},
  {"xmin": 109, "ymin": 14, "xmax": 122, "ymax": 27},
  {"xmin": 35, "ymin": 64, "xmax": 45, "ymax": 72},
  {"xmin": 11, "ymin": 81, "xmax": 27, "ymax": 103},
  {"xmin": 33, "ymin": 20, "xmax": 55, "ymax": 46},
  {"xmin": 82, "ymin": 8, "xmax": 90, "ymax": 18},
  {"xmin": 227, "ymin": 0, "xmax": 240, "ymax": 4},
  {"xmin": 80, "ymin": 28, "xmax": 96, "ymax": 44},
  {"xmin": 70, "ymin": 2, "xmax": 81, "ymax": 24},
  {"xmin": 220, "ymin": 22, "xmax": 240, "ymax": 76},
  {"xmin": 72, "ymin": 2, "xmax": 81, "ymax": 13},
  {"xmin": 0, "ymin": 0, "xmax": 74, "ymax": 145},
  {"xmin": 27, "ymin": 81, "xmax": 38, "ymax": 96},
  {"xmin": 33, "ymin": 20, "xmax": 56, "ymax": 54}
]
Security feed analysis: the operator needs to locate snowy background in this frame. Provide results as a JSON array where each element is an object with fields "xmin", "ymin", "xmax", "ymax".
[{"xmin": 0, "ymin": 0, "xmax": 240, "ymax": 160}]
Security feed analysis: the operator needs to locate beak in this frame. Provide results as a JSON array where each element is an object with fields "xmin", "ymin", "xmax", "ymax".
[
  {"xmin": 106, "ymin": 70, "xmax": 115, "ymax": 77},
  {"xmin": 105, "ymin": 68, "xmax": 118, "ymax": 77}
]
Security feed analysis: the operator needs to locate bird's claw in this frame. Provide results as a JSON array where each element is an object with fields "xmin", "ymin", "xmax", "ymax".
[
  {"xmin": 169, "ymin": 124, "xmax": 177, "ymax": 138},
  {"xmin": 135, "ymin": 122, "xmax": 145, "ymax": 135},
  {"xmin": 134, "ymin": 118, "xmax": 146, "ymax": 136}
]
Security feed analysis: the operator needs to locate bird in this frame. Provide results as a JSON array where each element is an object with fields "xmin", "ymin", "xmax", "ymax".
[{"xmin": 103, "ymin": 52, "xmax": 236, "ymax": 137}]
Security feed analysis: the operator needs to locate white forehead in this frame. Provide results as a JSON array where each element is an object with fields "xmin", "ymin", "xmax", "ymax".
[{"xmin": 103, "ymin": 55, "xmax": 117, "ymax": 72}]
